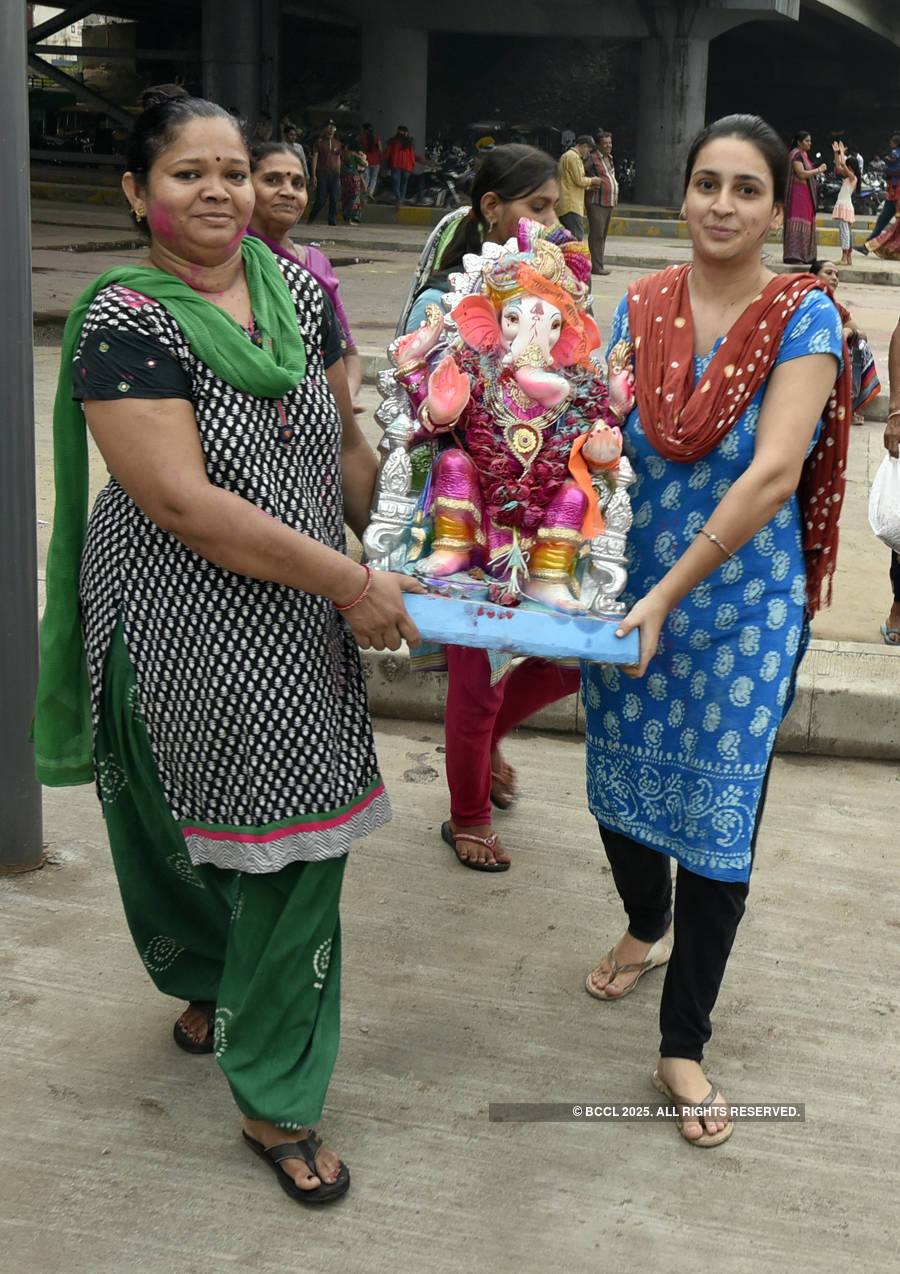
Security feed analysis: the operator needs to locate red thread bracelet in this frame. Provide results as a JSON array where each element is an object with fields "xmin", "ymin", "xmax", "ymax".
[{"xmin": 335, "ymin": 563, "xmax": 374, "ymax": 612}]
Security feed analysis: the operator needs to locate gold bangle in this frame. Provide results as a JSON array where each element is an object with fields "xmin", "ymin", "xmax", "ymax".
[
  {"xmin": 697, "ymin": 528, "xmax": 736, "ymax": 560},
  {"xmin": 419, "ymin": 402, "xmax": 459, "ymax": 433},
  {"xmin": 393, "ymin": 358, "xmax": 426, "ymax": 378}
]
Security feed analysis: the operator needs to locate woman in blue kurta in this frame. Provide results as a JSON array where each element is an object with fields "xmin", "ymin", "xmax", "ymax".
[{"xmin": 581, "ymin": 115, "xmax": 850, "ymax": 1147}]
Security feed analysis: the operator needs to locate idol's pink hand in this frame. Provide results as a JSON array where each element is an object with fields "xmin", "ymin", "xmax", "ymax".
[
  {"xmin": 607, "ymin": 367, "xmax": 635, "ymax": 420},
  {"xmin": 513, "ymin": 363, "xmax": 570, "ymax": 407},
  {"xmin": 581, "ymin": 422, "xmax": 623, "ymax": 469},
  {"xmin": 426, "ymin": 355, "xmax": 471, "ymax": 426},
  {"xmin": 393, "ymin": 306, "xmax": 445, "ymax": 366}
]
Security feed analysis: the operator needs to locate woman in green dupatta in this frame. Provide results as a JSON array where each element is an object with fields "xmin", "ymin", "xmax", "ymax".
[{"xmin": 34, "ymin": 96, "xmax": 422, "ymax": 1207}]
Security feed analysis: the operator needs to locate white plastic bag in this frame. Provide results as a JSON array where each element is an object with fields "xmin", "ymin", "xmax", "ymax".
[{"xmin": 868, "ymin": 454, "xmax": 900, "ymax": 552}]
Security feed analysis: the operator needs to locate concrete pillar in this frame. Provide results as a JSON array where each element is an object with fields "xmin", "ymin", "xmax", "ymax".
[
  {"xmin": 202, "ymin": 0, "xmax": 262, "ymax": 124},
  {"xmin": 259, "ymin": 0, "xmax": 281, "ymax": 134},
  {"xmin": 636, "ymin": 34, "xmax": 709, "ymax": 208},
  {"xmin": 0, "ymin": 1, "xmax": 43, "ymax": 871},
  {"xmin": 360, "ymin": 25, "xmax": 428, "ymax": 152}
]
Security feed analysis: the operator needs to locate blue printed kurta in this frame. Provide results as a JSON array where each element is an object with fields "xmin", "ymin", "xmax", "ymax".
[{"xmin": 582, "ymin": 289, "xmax": 843, "ymax": 882}]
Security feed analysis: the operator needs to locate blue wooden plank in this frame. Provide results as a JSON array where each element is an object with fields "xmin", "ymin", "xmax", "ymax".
[{"xmin": 402, "ymin": 594, "xmax": 640, "ymax": 664}]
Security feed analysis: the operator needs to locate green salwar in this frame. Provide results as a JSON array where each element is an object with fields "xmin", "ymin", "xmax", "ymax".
[{"xmin": 96, "ymin": 624, "xmax": 346, "ymax": 1128}]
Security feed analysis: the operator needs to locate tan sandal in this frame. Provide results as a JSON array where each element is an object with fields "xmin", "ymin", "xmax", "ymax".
[
  {"xmin": 651, "ymin": 1070, "xmax": 734, "ymax": 1147},
  {"xmin": 584, "ymin": 930, "xmax": 673, "ymax": 1000},
  {"xmin": 441, "ymin": 821, "xmax": 510, "ymax": 873}
]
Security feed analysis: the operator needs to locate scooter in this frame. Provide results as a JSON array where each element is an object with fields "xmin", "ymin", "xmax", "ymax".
[
  {"xmin": 415, "ymin": 161, "xmax": 468, "ymax": 208},
  {"xmin": 819, "ymin": 165, "xmax": 883, "ymax": 217}
]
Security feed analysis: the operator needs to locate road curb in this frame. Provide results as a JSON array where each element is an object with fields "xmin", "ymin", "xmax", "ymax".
[
  {"xmin": 598, "ymin": 251, "xmax": 900, "ymax": 287},
  {"xmin": 361, "ymin": 638, "xmax": 900, "ymax": 760}
]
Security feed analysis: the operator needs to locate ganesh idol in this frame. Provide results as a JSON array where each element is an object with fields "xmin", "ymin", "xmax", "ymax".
[{"xmin": 365, "ymin": 220, "xmax": 636, "ymax": 616}]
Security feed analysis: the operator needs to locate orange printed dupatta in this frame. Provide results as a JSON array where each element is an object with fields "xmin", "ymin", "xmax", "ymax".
[{"xmin": 626, "ymin": 264, "xmax": 852, "ymax": 616}]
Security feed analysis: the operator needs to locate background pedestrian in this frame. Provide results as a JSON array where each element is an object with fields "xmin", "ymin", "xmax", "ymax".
[
  {"xmin": 584, "ymin": 130, "xmax": 618, "ymax": 274},
  {"xmin": 308, "ymin": 120, "xmax": 342, "ymax": 225},
  {"xmin": 558, "ymin": 134, "xmax": 600, "ymax": 241},
  {"xmin": 783, "ymin": 130, "xmax": 826, "ymax": 264}
]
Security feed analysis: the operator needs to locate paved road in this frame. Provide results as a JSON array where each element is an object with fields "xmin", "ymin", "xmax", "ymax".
[{"xmin": 3, "ymin": 724, "xmax": 898, "ymax": 1274}]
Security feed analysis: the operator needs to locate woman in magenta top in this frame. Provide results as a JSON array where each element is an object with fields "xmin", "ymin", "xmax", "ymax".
[{"xmin": 248, "ymin": 141, "xmax": 363, "ymax": 408}]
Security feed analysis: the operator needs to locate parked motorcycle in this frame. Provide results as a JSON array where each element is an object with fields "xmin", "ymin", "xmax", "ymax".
[
  {"xmin": 818, "ymin": 163, "xmax": 882, "ymax": 217},
  {"xmin": 616, "ymin": 155, "xmax": 636, "ymax": 203},
  {"xmin": 416, "ymin": 144, "xmax": 473, "ymax": 208}
]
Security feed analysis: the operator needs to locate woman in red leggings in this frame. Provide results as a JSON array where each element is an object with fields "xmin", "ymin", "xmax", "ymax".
[
  {"xmin": 442, "ymin": 649, "xmax": 579, "ymax": 870},
  {"xmin": 399, "ymin": 145, "xmax": 580, "ymax": 871}
]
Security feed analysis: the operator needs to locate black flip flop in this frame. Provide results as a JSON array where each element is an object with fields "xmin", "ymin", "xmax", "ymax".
[
  {"xmin": 441, "ymin": 821, "xmax": 510, "ymax": 872},
  {"xmin": 242, "ymin": 1129, "xmax": 350, "ymax": 1205},
  {"xmin": 172, "ymin": 1001, "xmax": 216, "ymax": 1054}
]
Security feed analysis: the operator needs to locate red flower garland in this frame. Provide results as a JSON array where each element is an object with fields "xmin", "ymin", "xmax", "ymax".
[{"xmin": 455, "ymin": 347, "xmax": 619, "ymax": 534}]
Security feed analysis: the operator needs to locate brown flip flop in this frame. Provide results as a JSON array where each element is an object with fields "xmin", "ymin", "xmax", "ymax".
[
  {"xmin": 585, "ymin": 931, "xmax": 673, "ymax": 1001},
  {"xmin": 651, "ymin": 1070, "xmax": 734, "ymax": 1148}
]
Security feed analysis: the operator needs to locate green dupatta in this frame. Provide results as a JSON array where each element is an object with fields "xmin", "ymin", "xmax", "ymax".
[{"xmin": 33, "ymin": 234, "xmax": 307, "ymax": 786}]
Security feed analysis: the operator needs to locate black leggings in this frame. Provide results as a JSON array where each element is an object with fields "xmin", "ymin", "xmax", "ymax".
[
  {"xmin": 890, "ymin": 551, "xmax": 900, "ymax": 605},
  {"xmin": 597, "ymin": 767, "xmax": 771, "ymax": 1062},
  {"xmin": 598, "ymin": 828, "xmax": 747, "ymax": 1060}
]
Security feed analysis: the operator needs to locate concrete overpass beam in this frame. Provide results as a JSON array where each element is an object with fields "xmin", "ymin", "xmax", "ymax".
[
  {"xmin": 805, "ymin": 0, "xmax": 900, "ymax": 48},
  {"xmin": 259, "ymin": 0, "xmax": 281, "ymax": 132},
  {"xmin": 360, "ymin": 25, "xmax": 428, "ymax": 155},
  {"xmin": 636, "ymin": 33, "xmax": 709, "ymax": 207},
  {"xmin": 634, "ymin": 1, "xmax": 801, "ymax": 208},
  {"xmin": 202, "ymin": 0, "xmax": 263, "ymax": 124}
]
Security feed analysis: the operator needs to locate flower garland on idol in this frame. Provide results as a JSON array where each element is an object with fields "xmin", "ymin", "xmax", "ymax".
[
  {"xmin": 455, "ymin": 348, "xmax": 618, "ymax": 535},
  {"xmin": 442, "ymin": 220, "xmax": 622, "ymax": 544}
]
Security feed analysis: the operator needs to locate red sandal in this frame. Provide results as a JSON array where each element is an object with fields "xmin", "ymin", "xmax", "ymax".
[{"xmin": 441, "ymin": 821, "xmax": 510, "ymax": 872}]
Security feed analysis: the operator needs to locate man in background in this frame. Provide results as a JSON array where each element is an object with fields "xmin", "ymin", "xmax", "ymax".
[
  {"xmin": 558, "ymin": 135, "xmax": 601, "ymax": 241},
  {"xmin": 309, "ymin": 121, "xmax": 343, "ymax": 226},
  {"xmin": 584, "ymin": 131, "xmax": 618, "ymax": 275}
]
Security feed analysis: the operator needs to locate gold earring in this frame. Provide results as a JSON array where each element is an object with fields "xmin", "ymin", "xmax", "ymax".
[{"xmin": 133, "ymin": 205, "xmax": 146, "ymax": 223}]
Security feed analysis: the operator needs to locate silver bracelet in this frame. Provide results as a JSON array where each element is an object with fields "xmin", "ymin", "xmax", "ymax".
[
  {"xmin": 697, "ymin": 528, "xmax": 736, "ymax": 560},
  {"xmin": 887, "ymin": 409, "xmax": 900, "ymax": 420}
]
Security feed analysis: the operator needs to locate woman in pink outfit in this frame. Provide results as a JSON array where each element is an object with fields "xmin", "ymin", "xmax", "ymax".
[{"xmin": 783, "ymin": 130, "xmax": 826, "ymax": 264}]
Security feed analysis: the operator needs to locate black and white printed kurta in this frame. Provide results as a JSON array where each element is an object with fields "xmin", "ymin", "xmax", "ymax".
[{"xmin": 72, "ymin": 260, "xmax": 390, "ymax": 872}]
